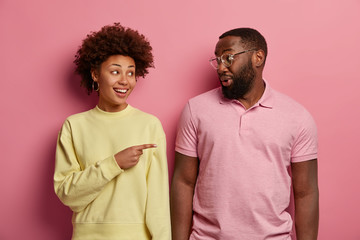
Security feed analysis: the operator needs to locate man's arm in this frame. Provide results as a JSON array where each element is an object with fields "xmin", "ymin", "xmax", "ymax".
[
  {"xmin": 291, "ymin": 159, "xmax": 319, "ymax": 240},
  {"xmin": 170, "ymin": 152, "xmax": 199, "ymax": 240}
]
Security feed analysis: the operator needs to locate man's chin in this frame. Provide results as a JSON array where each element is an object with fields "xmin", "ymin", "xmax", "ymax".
[{"xmin": 221, "ymin": 86, "xmax": 236, "ymax": 100}]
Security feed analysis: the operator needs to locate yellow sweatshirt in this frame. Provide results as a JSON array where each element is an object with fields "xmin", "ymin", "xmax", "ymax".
[{"xmin": 54, "ymin": 105, "xmax": 171, "ymax": 240}]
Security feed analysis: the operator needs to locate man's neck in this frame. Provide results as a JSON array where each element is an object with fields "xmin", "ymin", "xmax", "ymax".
[{"xmin": 238, "ymin": 79, "xmax": 265, "ymax": 110}]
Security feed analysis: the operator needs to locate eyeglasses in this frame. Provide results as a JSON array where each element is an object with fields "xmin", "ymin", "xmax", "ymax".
[{"xmin": 209, "ymin": 49, "xmax": 257, "ymax": 69}]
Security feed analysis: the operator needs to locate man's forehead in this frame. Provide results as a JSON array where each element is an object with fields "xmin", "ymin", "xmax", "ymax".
[{"xmin": 215, "ymin": 36, "xmax": 243, "ymax": 54}]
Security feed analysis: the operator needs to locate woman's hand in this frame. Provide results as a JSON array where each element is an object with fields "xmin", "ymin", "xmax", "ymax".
[{"xmin": 114, "ymin": 144, "xmax": 157, "ymax": 169}]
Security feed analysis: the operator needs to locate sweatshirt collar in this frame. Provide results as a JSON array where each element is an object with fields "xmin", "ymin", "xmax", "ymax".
[{"xmin": 93, "ymin": 104, "xmax": 133, "ymax": 117}]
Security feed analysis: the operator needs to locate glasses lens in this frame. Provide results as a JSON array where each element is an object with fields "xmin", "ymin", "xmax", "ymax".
[
  {"xmin": 210, "ymin": 58, "xmax": 219, "ymax": 69},
  {"xmin": 221, "ymin": 54, "xmax": 232, "ymax": 67}
]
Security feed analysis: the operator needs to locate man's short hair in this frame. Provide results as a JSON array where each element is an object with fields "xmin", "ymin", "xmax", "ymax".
[{"xmin": 220, "ymin": 28, "xmax": 268, "ymax": 64}]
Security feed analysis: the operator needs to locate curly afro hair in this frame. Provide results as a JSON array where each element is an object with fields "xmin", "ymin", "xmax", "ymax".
[{"xmin": 74, "ymin": 23, "xmax": 154, "ymax": 94}]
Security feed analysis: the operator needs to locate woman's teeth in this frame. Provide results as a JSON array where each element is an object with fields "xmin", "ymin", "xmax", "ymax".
[{"xmin": 115, "ymin": 89, "xmax": 127, "ymax": 93}]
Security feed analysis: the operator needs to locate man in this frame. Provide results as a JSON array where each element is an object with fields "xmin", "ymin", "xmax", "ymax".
[{"xmin": 171, "ymin": 28, "xmax": 319, "ymax": 240}]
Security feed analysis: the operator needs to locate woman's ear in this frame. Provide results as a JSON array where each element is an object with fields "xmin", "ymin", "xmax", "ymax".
[{"xmin": 91, "ymin": 69, "xmax": 99, "ymax": 82}]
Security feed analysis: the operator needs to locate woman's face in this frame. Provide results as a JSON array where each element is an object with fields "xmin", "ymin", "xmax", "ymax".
[{"xmin": 92, "ymin": 55, "xmax": 136, "ymax": 112}]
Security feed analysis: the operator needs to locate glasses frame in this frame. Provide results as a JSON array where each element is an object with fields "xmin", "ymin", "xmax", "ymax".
[{"xmin": 209, "ymin": 49, "xmax": 257, "ymax": 69}]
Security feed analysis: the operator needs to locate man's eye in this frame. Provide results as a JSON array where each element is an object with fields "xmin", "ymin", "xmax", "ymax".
[{"xmin": 225, "ymin": 55, "xmax": 233, "ymax": 62}]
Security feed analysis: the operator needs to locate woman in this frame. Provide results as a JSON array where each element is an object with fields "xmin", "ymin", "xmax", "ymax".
[{"xmin": 54, "ymin": 23, "xmax": 171, "ymax": 240}]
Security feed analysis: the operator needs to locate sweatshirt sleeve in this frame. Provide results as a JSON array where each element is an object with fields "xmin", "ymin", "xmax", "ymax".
[
  {"xmin": 145, "ymin": 129, "xmax": 171, "ymax": 240},
  {"xmin": 53, "ymin": 120, "xmax": 124, "ymax": 212}
]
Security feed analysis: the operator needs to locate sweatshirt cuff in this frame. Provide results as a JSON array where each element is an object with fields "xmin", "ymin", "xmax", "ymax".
[{"xmin": 96, "ymin": 156, "xmax": 124, "ymax": 180}]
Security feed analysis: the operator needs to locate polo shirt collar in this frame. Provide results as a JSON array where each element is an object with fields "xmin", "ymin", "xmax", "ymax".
[
  {"xmin": 258, "ymin": 79, "xmax": 274, "ymax": 108},
  {"xmin": 219, "ymin": 79, "xmax": 274, "ymax": 109}
]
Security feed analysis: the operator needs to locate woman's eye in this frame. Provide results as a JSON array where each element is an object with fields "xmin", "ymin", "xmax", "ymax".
[
  {"xmin": 111, "ymin": 70, "xmax": 119, "ymax": 74},
  {"xmin": 128, "ymin": 72, "xmax": 134, "ymax": 77}
]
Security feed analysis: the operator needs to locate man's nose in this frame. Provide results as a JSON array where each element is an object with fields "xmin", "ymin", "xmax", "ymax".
[{"xmin": 217, "ymin": 62, "xmax": 228, "ymax": 74}]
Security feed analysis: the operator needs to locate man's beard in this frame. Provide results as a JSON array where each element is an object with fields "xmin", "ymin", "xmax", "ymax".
[{"xmin": 221, "ymin": 59, "xmax": 255, "ymax": 100}]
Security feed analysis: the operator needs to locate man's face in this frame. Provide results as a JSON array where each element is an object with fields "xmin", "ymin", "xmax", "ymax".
[{"xmin": 214, "ymin": 36, "xmax": 256, "ymax": 100}]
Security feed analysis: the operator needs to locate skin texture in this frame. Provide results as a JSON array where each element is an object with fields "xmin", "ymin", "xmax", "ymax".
[
  {"xmin": 91, "ymin": 55, "xmax": 136, "ymax": 112},
  {"xmin": 115, "ymin": 144, "xmax": 157, "ymax": 169},
  {"xmin": 171, "ymin": 36, "xmax": 319, "ymax": 240},
  {"xmin": 91, "ymin": 54, "xmax": 156, "ymax": 169},
  {"xmin": 292, "ymin": 159, "xmax": 319, "ymax": 239},
  {"xmin": 221, "ymin": 56, "xmax": 255, "ymax": 100},
  {"xmin": 170, "ymin": 152, "xmax": 198, "ymax": 240}
]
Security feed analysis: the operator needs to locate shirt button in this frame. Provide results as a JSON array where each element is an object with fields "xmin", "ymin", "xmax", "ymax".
[{"xmin": 95, "ymin": 161, "xmax": 101, "ymax": 167}]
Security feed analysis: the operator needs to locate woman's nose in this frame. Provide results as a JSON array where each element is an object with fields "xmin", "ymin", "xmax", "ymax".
[{"xmin": 118, "ymin": 73, "xmax": 127, "ymax": 84}]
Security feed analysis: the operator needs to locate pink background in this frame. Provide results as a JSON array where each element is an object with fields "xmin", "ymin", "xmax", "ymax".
[{"xmin": 1, "ymin": 0, "xmax": 359, "ymax": 239}]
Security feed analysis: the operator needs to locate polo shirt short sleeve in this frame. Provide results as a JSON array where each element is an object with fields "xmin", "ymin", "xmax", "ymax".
[{"xmin": 175, "ymin": 102, "xmax": 198, "ymax": 158}]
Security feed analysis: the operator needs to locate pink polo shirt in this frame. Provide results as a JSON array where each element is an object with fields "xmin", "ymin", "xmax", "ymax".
[{"xmin": 175, "ymin": 82, "xmax": 318, "ymax": 240}]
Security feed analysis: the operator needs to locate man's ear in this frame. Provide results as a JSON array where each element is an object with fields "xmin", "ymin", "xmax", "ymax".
[{"xmin": 253, "ymin": 50, "xmax": 265, "ymax": 68}]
